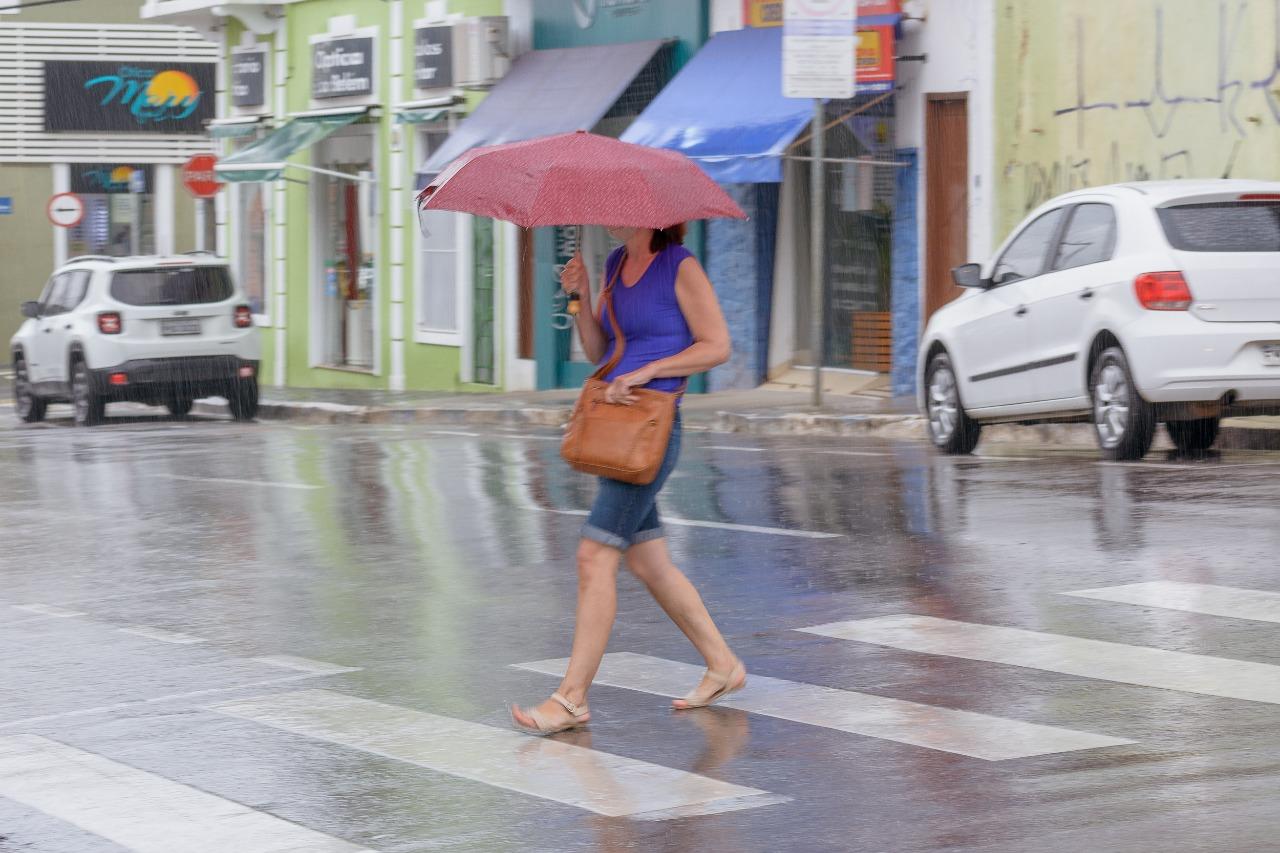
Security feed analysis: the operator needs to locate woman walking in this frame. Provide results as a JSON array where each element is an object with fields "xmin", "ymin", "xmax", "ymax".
[{"xmin": 511, "ymin": 224, "xmax": 745, "ymax": 735}]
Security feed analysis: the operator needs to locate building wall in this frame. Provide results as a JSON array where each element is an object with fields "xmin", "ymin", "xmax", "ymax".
[{"xmin": 995, "ymin": 0, "xmax": 1280, "ymax": 236}]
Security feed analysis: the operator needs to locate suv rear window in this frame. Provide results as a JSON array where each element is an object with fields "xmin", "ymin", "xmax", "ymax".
[
  {"xmin": 1158, "ymin": 202, "xmax": 1280, "ymax": 252},
  {"xmin": 110, "ymin": 266, "xmax": 233, "ymax": 306}
]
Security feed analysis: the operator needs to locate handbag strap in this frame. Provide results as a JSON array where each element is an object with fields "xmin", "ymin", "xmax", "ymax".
[{"xmin": 589, "ymin": 250, "xmax": 688, "ymax": 396}]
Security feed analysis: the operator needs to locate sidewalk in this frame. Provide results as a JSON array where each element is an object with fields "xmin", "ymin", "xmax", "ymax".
[{"xmin": 189, "ymin": 385, "xmax": 1280, "ymax": 451}]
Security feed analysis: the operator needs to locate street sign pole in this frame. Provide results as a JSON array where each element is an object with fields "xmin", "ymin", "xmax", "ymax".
[
  {"xmin": 782, "ymin": 0, "xmax": 855, "ymax": 409},
  {"xmin": 810, "ymin": 98, "xmax": 825, "ymax": 408}
]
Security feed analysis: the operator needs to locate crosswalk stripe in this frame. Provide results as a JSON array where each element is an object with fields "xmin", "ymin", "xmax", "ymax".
[
  {"xmin": 0, "ymin": 735, "xmax": 373, "ymax": 853},
  {"xmin": 213, "ymin": 689, "xmax": 785, "ymax": 820},
  {"xmin": 799, "ymin": 615, "xmax": 1280, "ymax": 705},
  {"xmin": 11, "ymin": 604, "xmax": 84, "ymax": 619},
  {"xmin": 118, "ymin": 625, "xmax": 207, "ymax": 645},
  {"xmin": 513, "ymin": 652, "xmax": 1131, "ymax": 761},
  {"xmin": 1064, "ymin": 580, "xmax": 1280, "ymax": 624},
  {"xmin": 252, "ymin": 655, "xmax": 362, "ymax": 675},
  {"xmin": 536, "ymin": 507, "xmax": 842, "ymax": 539}
]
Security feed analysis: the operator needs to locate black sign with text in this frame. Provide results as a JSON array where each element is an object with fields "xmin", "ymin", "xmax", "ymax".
[
  {"xmin": 414, "ymin": 26, "xmax": 453, "ymax": 90},
  {"xmin": 44, "ymin": 61, "xmax": 214, "ymax": 134},
  {"xmin": 231, "ymin": 49, "xmax": 267, "ymax": 108},
  {"xmin": 69, "ymin": 163, "xmax": 155, "ymax": 195},
  {"xmin": 312, "ymin": 37, "xmax": 374, "ymax": 100}
]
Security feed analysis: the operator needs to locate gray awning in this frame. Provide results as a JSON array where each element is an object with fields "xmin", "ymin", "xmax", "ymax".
[{"xmin": 415, "ymin": 39, "xmax": 667, "ymax": 189}]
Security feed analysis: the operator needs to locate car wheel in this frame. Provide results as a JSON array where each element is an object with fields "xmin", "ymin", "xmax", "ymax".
[
  {"xmin": 165, "ymin": 395, "xmax": 194, "ymax": 418},
  {"xmin": 1090, "ymin": 346, "xmax": 1155, "ymax": 461},
  {"xmin": 227, "ymin": 378, "xmax": 258, "ymax": 422},
  {"xmin": 13, "ymin": 357, "xmax": 47, "ymax": 423},
  {"xmin": 1167, "ymin": 417, "xmax": 1220, "ymax": 454},
  {"xmin": 71, "ymin": 359, "xmax": 105, "ymax": 427},
  {"xmin": 925, "ymin": 352, "xmax": 981, "ymax": 455}
]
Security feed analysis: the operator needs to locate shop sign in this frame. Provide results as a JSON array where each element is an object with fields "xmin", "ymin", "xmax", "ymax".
[
  {"xmin": 43, "ymin": 61, "xmax": 213, "ymax": 133},
  {"xmin": 0, "ymin": 197, "xmax": 11, "ymax": 216},
  {"xmin": 69, "ymin": 164, "xmax": 154, "ymax": 195},
  {"xmin": 746, "ymin": 0, "xmax": 902, "ymax": 25},
  {"xmin": 313, "ymin": 37, "xmax": 375, "ymax": 100},
  {"xmin": 232, "ymin": 49, "xmax": 267, "ymax": 108},
  {"xmin": 571, "ymin": 0, "xmax": 652, "ymax": 30},
  {"xmin": 414, "ymin": 26, "xmax": 454, "ymax": 89},
  {"xmin": 857, "ymin": 25, "xmax": 895, "ymax": 92}
]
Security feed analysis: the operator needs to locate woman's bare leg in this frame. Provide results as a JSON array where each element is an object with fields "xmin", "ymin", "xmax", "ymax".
[
  {"xmin": 511, "ymin": 538, "xmax": 622, "ymax": 729},
  {"xmin": 625, "ymin": 538, "xmax": 738, "ymax": 686}
]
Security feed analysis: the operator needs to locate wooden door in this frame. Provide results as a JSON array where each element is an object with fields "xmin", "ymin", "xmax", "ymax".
[{"xmin": 925, "ymin": 94, "xmax": 969, "ymax": 320}]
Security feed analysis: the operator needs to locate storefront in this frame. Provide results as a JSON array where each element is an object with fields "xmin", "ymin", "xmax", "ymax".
[
  {"xmin": 619, "ymin": 0, "xmax": 911, "ymax": 390},
  {"xmin": 0, "ymin": 12, "xmax": 215, "ymax": 346}
]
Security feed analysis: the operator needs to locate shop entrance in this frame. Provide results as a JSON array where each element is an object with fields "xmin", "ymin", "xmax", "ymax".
[
  {"xmin": 312, "ymin": 128, "xmax": 376, "ymax": 371},
  {"xmin": 66, "ymin": 164, "xmax": 156, "ymax": 257}
]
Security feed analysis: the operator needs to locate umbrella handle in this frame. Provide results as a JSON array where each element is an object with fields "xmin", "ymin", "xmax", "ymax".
[{"xmin": 565, "ymin": 224, "xmax": 584, "ymax": 316}]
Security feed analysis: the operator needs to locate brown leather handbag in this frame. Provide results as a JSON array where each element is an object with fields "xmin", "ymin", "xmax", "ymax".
[{"xmin": 560, "ymin": 256, "xmax": 683, "ymax": 485}]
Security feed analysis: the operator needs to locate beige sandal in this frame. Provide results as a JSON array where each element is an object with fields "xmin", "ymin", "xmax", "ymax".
[
  {"xmin": 511, "ymin": 692, "xmax": 590, "ymax": 735},
  {"xmin": 672, "ymin": 659, "xmax": 747, "ymax": 710}
]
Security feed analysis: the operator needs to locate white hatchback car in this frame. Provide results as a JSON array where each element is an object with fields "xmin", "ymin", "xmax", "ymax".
[
  {"xmin": 10, "ymin": 254, "xmax": 261, "ymax": 426},
  {"xmin": 919, "ymin": 180, "xmax": 1280, "ymax": 459}
]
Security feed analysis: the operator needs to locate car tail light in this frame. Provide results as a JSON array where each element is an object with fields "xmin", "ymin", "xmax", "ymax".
[
  {"xmin": 238, "ymin": 365, "xmax": 255, "ymax": 378},
  {"xmin": 109, "ymin": 372, "xmax": 128, "ymax": 386},
  {"xmin": 1135, "ymin": 272, "xmax": 1193, "ymax": 311},
  {"xmin": 1239, "ymin": 193, "xmax": 1280, "ymax": 200},
  {"xmin": 234, "ymin": 305, "xmax": 252, "ymax": 328},
  {"xmin": 98, "ymin": 312, "xmax": 122, "ymax": 334}
]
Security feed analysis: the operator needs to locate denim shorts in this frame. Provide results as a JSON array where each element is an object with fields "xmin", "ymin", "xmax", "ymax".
[{"xmin": 581, "ymin": 415, "xmax": 682, "ymax": 550}]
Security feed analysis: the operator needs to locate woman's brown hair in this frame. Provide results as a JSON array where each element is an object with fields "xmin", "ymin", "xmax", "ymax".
[{"xmin": 650, "ymin": 223, "xmax": 686, "ymax": 253}]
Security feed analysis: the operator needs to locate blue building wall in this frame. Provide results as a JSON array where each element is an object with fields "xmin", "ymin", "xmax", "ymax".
[
  {"xmin": 706, "ymin": 183, "xmax": 778, "ymax": 390},
  {"xmin": 891, "ymin": 148, "xmax": 920, "ymax": 398}
]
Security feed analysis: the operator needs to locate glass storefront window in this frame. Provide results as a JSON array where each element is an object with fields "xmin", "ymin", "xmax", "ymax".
[
  {"xmin": 235, "ymin": 182, "xmax": 268, "ymax": 315},
  {"xmin": 315, "ymin": 129, "xmax": 375, "ymax": 370},
  {"xmin": 68, "ymin": 194, "xmax": 154, "ymax": 257}
]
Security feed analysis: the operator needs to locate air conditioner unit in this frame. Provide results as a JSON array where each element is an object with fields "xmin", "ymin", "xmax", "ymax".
[{"xmin": 453, "ymin": 16, "xmax": 510, "ymax": 89}]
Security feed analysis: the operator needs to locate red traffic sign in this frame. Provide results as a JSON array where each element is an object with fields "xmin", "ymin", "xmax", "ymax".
[
  {"xmin": 182, "ymin": 154, "xmax": 223, "ymax": 199},
  {"xmin": 47, "ymin": 192, "xmax": 85, "ymax": 228}
]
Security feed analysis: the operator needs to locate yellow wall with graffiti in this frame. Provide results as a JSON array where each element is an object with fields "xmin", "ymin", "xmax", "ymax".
[{"xmin": 996, "ymin": 0, "xmax": 1280, "ymax": 236}]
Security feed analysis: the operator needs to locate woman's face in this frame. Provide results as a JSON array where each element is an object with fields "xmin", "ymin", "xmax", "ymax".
[{"xmin": 607, "ymin": 226, "xmax": 640, "ymax": 243}]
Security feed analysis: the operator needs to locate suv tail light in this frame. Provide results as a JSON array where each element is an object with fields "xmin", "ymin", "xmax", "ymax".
[
  {"xmin": 97, "ymin": 312, "xmax": 122, "ymax": 334},
  {"xmin": 233, "ymin": 305, "xmax": 252, "ymax": 328},
  {"xmin": 1135, "ymin": 272, "xmax": 1193, "ymax": 311}
]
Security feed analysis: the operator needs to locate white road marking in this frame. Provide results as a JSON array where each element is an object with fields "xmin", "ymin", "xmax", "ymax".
[
  {"xmin": 1064, "ymin": 581, "xmax": 1280, "ymax": 624},
  {"xmin": 538, "ymin": 507, "xmax": 842, "ymax": 539},
  {"xmin": 500, "ymin": 433, "xmax": 561, "ymax": 441},
  {"xmin": 1101, "ymin": 460, "xmax": 1280, "ymax": 471},
  {"xmin": 150, "ymin": 474, "xmax": 321, "ymax": 490},
  {"xmin": 426, "ymin": 430, "xmax": 481, "ymax": 438},
  {"xmin": 252, "ymin": 655, "xmax": 362, "ymax": 676},
  {"xmin": 703, "ymin": 445, "xmax": 765, "ymax": 453},
  {"xmin": 800, "ymin": 615, "xmax": 1280, "ymax": 705},
  {"xmin": 118, "ymin": 625, "xmax": 208, "ymax": 645},
  {"xmin": 11, "ymin": 604, "xmax": 84, "ymax": 619},
  {"xmin": 214, "ymin": 689, "xmax": 785, "ymax": 820},
  {"xmin": 814, "ymin": 450, "xmax": 889, "ymax": 457},
  {"xmin": 515, "ymin": 653, "xmax": 1130, "ymax": 762},
  {"xmin": 0, "ymin": 735, "xmax": 372, "ymax": 853},
  {"xmin": 0, "ymin": 673, "xmax": 323, "ymax": 730}
]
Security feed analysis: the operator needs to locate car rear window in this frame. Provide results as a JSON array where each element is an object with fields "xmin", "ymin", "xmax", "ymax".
[
  {"xmin": 110, "ymin": 266, "xmax": 233, "ymax": 306},
  {"xmin": 1158, "ymin": 202, "xmax": 1280, "ymax": 252}
]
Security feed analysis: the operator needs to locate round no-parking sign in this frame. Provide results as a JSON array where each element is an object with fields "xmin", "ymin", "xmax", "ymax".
[{"xmin": 47, "ymin": 192, "xmax": 85, "ymax": 228}]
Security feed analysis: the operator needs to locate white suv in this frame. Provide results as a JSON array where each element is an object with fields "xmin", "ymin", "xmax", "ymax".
[
  {"xmin": 10, "ymin": 254, "xmax": 261, "ymax": 426},
  {"xmin": 919, "ymin": 180, "xmax": 1280, "ymax": 460}
]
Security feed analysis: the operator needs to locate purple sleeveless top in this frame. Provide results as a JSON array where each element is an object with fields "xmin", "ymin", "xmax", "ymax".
[{"xmin": 599, "ymin": 244, "xmax": 695, "ymax": 394}]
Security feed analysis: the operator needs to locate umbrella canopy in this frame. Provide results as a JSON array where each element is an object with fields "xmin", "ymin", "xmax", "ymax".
[{"xmin": 416, "ymin": 131, "xmax": 747, "ymax": 229}]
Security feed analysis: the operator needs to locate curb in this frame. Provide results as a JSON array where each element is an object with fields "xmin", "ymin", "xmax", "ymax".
[{"xmin": 192, "ymin": 398, "xmax": 1280, "ymax": 450}]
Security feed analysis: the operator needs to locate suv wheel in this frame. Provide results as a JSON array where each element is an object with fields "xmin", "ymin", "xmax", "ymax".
[
  {"xmin": 165, "ymin": 395, "xmax": 194, "ymax": 418},
  {"xmin": 1167, "ymin": 417, "xmax": 1220, "ymax": 454},
  {"xmin": 71, "ymin": 359, "xmax": 105, "ymax": 427},
  {"xmin": 1090, "ymin": 346, "xmax": 1155, "ymax": 461},
  {"xmin": 13, "ymin": 357, "xmax": 46, "ymax": 423},
  {"xmin": 227, "ymin": 378, "xmax": 258, "ymax": 422},
  {"xmin": 925, "ymin": 352, "xmax": 981, "ymax": 455}
]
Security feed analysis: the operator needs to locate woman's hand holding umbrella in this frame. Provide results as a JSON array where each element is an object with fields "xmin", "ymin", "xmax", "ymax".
[{"xmin": 561, "ymin": 252, "xmax": 588, "ymax": 316}]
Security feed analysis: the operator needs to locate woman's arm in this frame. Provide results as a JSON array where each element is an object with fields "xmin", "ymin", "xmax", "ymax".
[
  {"xmin": 604, "ymin": 256, "xmax": 731, "ymax": 404},
  {"xmin": 561, "ymin": 253, "xmax": 608, "ymax": 363}
]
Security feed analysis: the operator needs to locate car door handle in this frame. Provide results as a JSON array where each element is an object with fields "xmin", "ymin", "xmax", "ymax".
[
  {"xmin": 1015, "ymin": 305, "xmax": 1029, "ymax": 317},
  {"xmin": 63, "ymin": 324, "xmax": 71, "ymax": 329},
  {"xmin": 1079, "ymin": 288, "xmax": 1095, "ymax": 300},
  {"xmin": 42, "ymin": 328, "xmax": 52, "ymax": 334}
]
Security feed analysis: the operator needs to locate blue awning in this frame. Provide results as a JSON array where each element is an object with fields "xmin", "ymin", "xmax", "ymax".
[
  {"xmin": 621, "ymin": 27, "xmax": 812, "ymax": 184},
  {"xmin": 415, "ymin": 40, "xmax": 667, "ymax": 188}
]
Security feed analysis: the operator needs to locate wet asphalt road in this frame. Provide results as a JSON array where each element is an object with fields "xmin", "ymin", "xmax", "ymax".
[{"xmin": 3, "ymin": 402, "xmax": 1280, "ymax": 852}]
